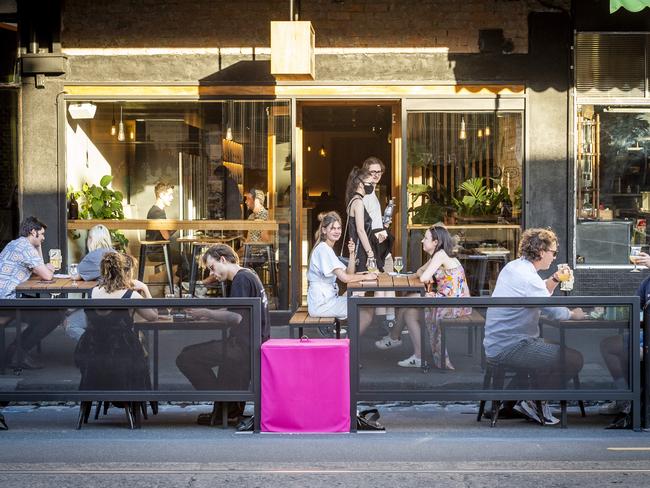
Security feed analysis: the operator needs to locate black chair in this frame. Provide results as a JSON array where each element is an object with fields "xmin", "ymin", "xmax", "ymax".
[
  {"xmin": 137, "ymin": 240, "xmax": 174, "ymax": 294},
  {"xmin": 187, "ymin": 239, "xmax": 228, "ymax": 297},
  {"xmin": 242, "ymin": 242, "xmax": 278, "ymax": 300}
]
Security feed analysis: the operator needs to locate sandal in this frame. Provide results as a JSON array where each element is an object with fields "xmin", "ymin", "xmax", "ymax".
[{"xmin": 357, "ymin": 408, "xmax": 385, "ymax": 431}]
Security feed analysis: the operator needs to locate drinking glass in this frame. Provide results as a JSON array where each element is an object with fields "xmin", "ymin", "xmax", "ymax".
[
  {"xmin": 164, "ymin": 293, "xmax": 176, "ymax": 317},
  {"xmin": 630, "ymin": 246, "xmax": 642, "ymax": 273},
  {"xmin": 68, "ymin": 263, "xmax": 80, "ymax": 287},
  {"xmin": 49, "ymin": 249, "xmax": 62, "ymax": 272},
  {"xmin": 556, "ymin": 263, "xmax": 573, "ymax": 292},
  {"xmin": 393, "ymin": 256, "xmax": 404, "ymax": 274},
  {"xmin": 366, "ymin": 257, "xmax": 378, "ymax": 274}
]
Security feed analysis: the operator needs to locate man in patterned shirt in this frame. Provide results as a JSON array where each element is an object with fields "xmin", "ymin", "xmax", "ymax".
[{"xmin": 1, "ymin": 217, "xmax": 58, "ymax": 369}]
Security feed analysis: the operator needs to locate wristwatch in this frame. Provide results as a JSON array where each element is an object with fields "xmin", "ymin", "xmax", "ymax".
[{"xmin": 551, "ymin": 274, "xmax": 560, "ymax": 283}]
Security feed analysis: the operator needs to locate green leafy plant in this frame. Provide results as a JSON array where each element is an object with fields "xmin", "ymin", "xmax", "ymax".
[
  {"xmin": 452, "ymin": 177, "xmax": 509, "ymax": 217},
  {"xmin": 407, "ymin": 182, "xmax": 452, "ymax": 225},
  {"xmin": 69, "ymin": 175, "xmax": 128, "ymax": 250}
]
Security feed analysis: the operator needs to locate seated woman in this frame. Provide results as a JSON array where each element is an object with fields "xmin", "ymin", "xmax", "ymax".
[
  {"xmin": 75, "ymin": 252, "xmax": 158, "ymax": 393},
  {"xmin": 307, "ymin": 211, "xmax": 377, "ymax": 334},
  {"xmin": 78, "ymin": 224, "xmax": 114, "ymax": 281},
  {"xmin": 375, "ymin": 224, "xmax": 470, "ymax": 369}
]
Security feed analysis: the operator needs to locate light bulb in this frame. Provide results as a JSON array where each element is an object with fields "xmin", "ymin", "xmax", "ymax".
[
  {"xmin": 485, "ymin": 126, "xmax": 490, "ymax": 137},
  {"xmin": 459, "ymin": 117, "xmax": 466, "ymax": 140},
  {"xmin": 226, "ymin": 127, "xmax": 233, "ymax": 141},
  {"xmin": 319, "ymin": 145, "xmax": 326, "ymax": 157},
  {"xmin": 478, "ymin": 129, "xmax": 483, "ymax": 138},
  {"xmin": 110, "ymin": 118, "xmax": 116, "ymax": 136},
  {"xmin": 117, "ymin": 121, "xmax": 125, "ymax": 141},
  {"xmin": 306, "ymin": 145, "xmax": 311, "ymax": 152},
  {"xmin": 129, "ymin": 130, "xmax": 135, "ymax": 141}
]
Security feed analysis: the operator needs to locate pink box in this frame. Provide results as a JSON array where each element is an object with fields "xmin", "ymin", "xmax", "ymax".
[{"xmin": 261, "ymin": 338, "xmax": 350, "ymax": 433}]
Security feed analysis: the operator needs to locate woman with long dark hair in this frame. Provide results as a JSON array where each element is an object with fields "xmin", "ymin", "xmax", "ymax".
[{"xmin": 345, "ymin": 167, "xmax": 374, "ymax": 272}]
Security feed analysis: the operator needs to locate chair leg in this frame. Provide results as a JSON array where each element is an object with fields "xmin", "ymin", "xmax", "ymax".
[
  {"xmin": 560, "ymin": 400, "xmax": 568, "ymax": 429},
  {"xmin": 124, "ymin": 404, "xmax": 135, "ymax": 430},
  {"xmin": 478, "ymin": 364, "xmax": 493, "ymax": 422},
  {"xmin": 94, "ymin": 401, "xmax": 102, "ymax": 420},
  {"xmin": 138, "ymin": 245, "xmax": 147, "ymax": 282},
  {"xmin": 572, "ymin": 374, "xmax": 586, "ymax": 417},
  {"xmin": 83, "ymin": 401, "xmax": 92, "ymax": 424},
  {"xmin": 490, "ymin": 401, "xmax": 500, "ymax": 427},
  {"xmin": 534, "ymin": 401, "xmax": 545, "ymax": 427},
  {"xmin": 103, "ymin": 402, "xmax": 110, "ymax": 416},
  {"xmin": 140, "ymin": 402, "xmax": 148, "ymax": 420},
  {"xmin": 162, "ymin": 244, "xmax": 174, "ymax": 295},
  {"xmin": 76, "ymin": 402, "xmax": 88, "ymax": 430},
  {"xmin": 149, "ymin": 401, "xmax": 159, "ymax": 415}
]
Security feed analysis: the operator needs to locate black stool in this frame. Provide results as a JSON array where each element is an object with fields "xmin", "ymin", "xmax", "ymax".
[
  {"xmin": 477, "ymin": 361, "xmax": 545, "ymax": 428},
  {"xmin": 76, "ymin": 401, "xmax": 152, "ymax": 430},
  {"xmin": 242, "ymin": 242, "xmax": 278, "ymax": 299},
  {"xmin": 138, "ymin": 240, "xmax": 174, "ymax": 294}
]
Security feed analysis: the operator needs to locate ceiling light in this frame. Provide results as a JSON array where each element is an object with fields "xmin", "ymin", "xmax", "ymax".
[
  {"xmin": 319, "ymin": 145, "xmax": 326, "ymax": 157},
  {"xmin": 117, "ymin": 105, "xmax": 125, "ymax": 142},
  {"xmin": 110, "ymin": 104, "xmax": 116, "ymax": 136},
  {"xmin": 459, "ymin": 117, "xmax": 466, "ymax": 140},
  {"xmin": 68, "ymin": 102, "xmax": 97, "ymax": 119}
]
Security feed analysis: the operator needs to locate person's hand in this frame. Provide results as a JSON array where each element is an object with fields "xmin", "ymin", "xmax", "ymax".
[
  {"xmin": 569, "ymin": 308, "xmax": 585, "ymax": 320},
  {"xmin": 366, "ymin": 249, "xmax": 375, "ymax": 258},
  {"xmin": 131, "ymin": 279, "xmax": 148, "ymax": 292},
  {"xmin": 376, "ymin": 231, "xmax": 388, "ymax": 243},
  {"xmin": 46, "ymin": 263, "xmax": 55, "ymax": 272},
  {"xmin": 363, "ymin": 272, "xmax": 378, "ymax": 280},
  {"xmin": 186, "ymin": 308, "xmax": 212, "ymax": 320},
  {"xmin": 347, "ymin": 239, "xmax": 356, "ymax": 255},
  {"xmin": 636, "ymin": 251, "xmax": 650, "ymax": 267}
]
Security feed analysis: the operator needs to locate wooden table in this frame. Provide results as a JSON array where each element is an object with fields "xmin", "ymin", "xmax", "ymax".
[
  {"xmin": 68, "ymin": 219, "xmax": 284, "ymax": 232},
  {"xmin": 15, "ymin": 277, "xmax": 97, "ymax": 297},
  {"xmin": 346, "ymin": 273, "xmax": 426, "ymax": 296}
]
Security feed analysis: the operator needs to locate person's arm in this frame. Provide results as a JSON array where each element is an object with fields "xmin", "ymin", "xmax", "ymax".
[
  {"xmin": 333, "ymin": 268, "xmax": 377, "ymax": 284},
  {"xmin": 545, "ymin": 271, "xmax": 561, "ymax": 294},
  {"xmin": 346, "ymin": 238, "xmax": 356, "ymax": 274},
  {"xmin": 129, "ymin": 288, "xmax": 159, "ymax": 321},
  {"xmin": 32, "ymin": 263, "xmax": 54, "ymax": 281},
  {"xmin": 160, "ymin": 229, "xmax": 171, "ymax": 240},
  {"xmin": 415, "ymin": 257, "xmax": 432, "ymax": 278},
  {"xmin": 78, "ymin": 251, "xmax": 101, "ymax": 281},
  {"xmin": 351, "ymin": 199, "xmax": 374, "ymax": 258},
  {"xmin": 419, "ymin": 251, "xmax": 447, "ymax": 283}
]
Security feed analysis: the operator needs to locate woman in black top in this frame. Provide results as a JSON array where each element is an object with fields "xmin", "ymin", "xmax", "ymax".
[{"xmin": 345, "ymin": 167, "xmax": 375, "ymax": 272}]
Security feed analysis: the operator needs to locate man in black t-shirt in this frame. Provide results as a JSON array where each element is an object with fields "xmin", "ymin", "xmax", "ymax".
[
  {"xmin": 175, "ymin": 243, "xmax": 269, "ymax": 424},
  {"xmin": 146, "ymin": 182, "xmax": 188, "ymax": 282}
]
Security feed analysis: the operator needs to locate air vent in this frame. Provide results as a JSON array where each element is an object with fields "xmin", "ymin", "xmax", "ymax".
[{"xmin": 575, "ymin": 33, "xmax": 647, "ymax": 97}]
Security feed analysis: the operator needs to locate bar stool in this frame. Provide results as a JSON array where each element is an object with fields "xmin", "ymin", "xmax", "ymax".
[
  {"xmin": 242, "ymin": 242, "xmax": 278, "ymax": 299},
  {"xmin": 137, "ymin": 240, "xmax": 174, "ymax": 294}
]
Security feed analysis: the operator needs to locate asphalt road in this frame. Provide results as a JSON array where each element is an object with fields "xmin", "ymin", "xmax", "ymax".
[{"xmin": 1, "ymin": 402, "xmax": 649, "ymax": 487}]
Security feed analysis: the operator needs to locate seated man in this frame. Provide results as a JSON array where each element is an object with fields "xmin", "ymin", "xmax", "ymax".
[
  {"xmin": 243, "ymin": 188, "xmax": 269, "ymax": 243},
  {"xmin": 484, "ymin": 227, "xmax": 585, "ymax": 425},
  {"xmin": 1, "ymin": 217, "xmax": 59, "ymax": 369},
  {"xmin": 176, "ymin": 244, "xmax": 269, "ymax": 424},
  {"xmin": 145, "ymin": 181, "xmax": 188, "ymax": 284}
]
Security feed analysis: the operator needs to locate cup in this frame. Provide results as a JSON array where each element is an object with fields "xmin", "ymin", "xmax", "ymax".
[
  {"xmin": 68, "ymin": 263, "xmax": 79, "ymax": 286},
  {"xmin": 556, "ymin": 263, "xmax": 574, "ymax": 292},
  {"xmin": 49, "ymin": 249, "xmax": 62, "ymax": 271}
]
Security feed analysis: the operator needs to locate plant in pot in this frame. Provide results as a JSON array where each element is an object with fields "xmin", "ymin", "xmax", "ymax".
[
  {"xmin": 69, "ymin": 175, "xmax": 129, "ymax": 250},
  {"xmin": 407, "ymin": 179, "xmax": 455, "ymax": 225},
  {"xmin": 452, "ymin": 177, "xmax": 509, "ymax": 223}
]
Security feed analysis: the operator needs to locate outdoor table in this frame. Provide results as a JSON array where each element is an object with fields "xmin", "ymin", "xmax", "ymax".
[
  {"xmin": 15, "ymin": 277, "xmax": 97, "ymax": 298},
  {"xmin": 134, "ymin": 314, "xmax": 236, "ymax": 390},
  {"xmin": 540, "ymin": 315, "xmax": 632, "ymax": 427},
  {"xmin": 347, "ymin": 273, "xmax": 429, "ymax": 370}
]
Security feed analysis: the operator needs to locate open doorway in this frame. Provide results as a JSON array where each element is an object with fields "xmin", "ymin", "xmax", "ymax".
[{"xmin": 297, "ymin": 101, "xmax": 397, "ymax": 303}]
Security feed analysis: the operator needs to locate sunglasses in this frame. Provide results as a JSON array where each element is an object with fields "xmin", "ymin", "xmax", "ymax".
[
  {"xmin": 368, "ymin": 170, "xmax": 383, "ymax": 175},
  {"xmin": 548, "ymin": 249, "xmax": 558, "ymax": 257}
]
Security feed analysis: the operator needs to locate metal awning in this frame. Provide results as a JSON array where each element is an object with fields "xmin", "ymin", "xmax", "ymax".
[{"xmin": 610, "ymin": 0, "xmax": 650, "ymax": 13}]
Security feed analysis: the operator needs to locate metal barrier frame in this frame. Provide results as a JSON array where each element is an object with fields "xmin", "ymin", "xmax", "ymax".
[
  {"xmin": 348, "ymin": 295, "xmax": 641, "ymax": 432},
  {"xmin": 0, "ymin": 298, "xmax": 262, "ymax": 432}
]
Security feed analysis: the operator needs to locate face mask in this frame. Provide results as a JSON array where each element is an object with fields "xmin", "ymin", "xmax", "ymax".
[{"xmin": 363, "ymin": 183, "xmax": 374, "ymax": 195}]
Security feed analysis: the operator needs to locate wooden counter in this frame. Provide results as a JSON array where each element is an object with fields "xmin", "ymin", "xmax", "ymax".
[{"xmin": 67, "ymin": 219, "xmax": 287, "ymax": 232}]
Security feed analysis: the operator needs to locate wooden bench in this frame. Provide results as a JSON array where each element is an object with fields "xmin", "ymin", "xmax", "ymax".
[{"xmin": 289, "ymin": 306, "xmax": 341, "ymax": 339}]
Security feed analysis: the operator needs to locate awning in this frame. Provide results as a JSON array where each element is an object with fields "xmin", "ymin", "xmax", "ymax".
[{"xmin": 610, "ymin": 0, "xmax": 650, "ymax": 13}]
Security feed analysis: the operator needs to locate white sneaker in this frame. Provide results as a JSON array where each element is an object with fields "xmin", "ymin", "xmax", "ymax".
[
  {"xmin": 397, "ymin": 355, "xmax": 422, "ymax": 368},
  {"xmin": 513, "ymin": 400, "xmax": 543, "ymax": 424},
  {"xmin": 599, "ymin": 401, "xmax": 629, "ymax": 415},
  {"xmin": 542, "ymin": 402, "xmax": 560, "ymax": 425},
  {"xmin": 375, "ymin": 335, "xmax": 402, "ymax": 350}
]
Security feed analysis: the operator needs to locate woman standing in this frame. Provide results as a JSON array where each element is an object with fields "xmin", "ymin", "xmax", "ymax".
[
  {"xmin": 307, "ymin": 211, "xmax": 376, "ymax": 333},
  {"xmin": 345, "ymin": 167, "xmax": 375, "ymax": 272}
]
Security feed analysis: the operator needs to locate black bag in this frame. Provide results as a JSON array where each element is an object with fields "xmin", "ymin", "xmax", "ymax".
[{"xmin": 356, "ymin": 408, "xmax": 385, "ymax": 431}]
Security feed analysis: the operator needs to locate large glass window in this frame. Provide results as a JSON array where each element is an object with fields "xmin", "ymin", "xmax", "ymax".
[
  {"xmin": 407, "ymin": 110, "xmax": 523, "ymax": 295},
  {"xmin": 575, "ymin": 105, "xmax": 650, "ymax": 267},
  {"xmin": 65, "ymin": 100, "xmax": 291, "ymax": 308}
]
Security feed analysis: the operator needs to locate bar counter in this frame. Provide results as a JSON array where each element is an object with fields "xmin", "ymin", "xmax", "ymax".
[{"xmin": 67, "ymin": 219, "xmax": 286, "ymax": 231}]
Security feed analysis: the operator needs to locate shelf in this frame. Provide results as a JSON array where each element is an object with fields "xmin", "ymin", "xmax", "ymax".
[{"xmin": 602, "ymin": 193, "xmax": 641, "ymax": 197}]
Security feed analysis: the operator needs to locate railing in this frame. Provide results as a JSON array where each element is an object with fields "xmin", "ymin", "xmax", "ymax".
[
  {"xmin": 0, "ymin": 298, "xmax": 262, "ymax": 431},
  {"xmin": 347, "ymin": 295, "xmax": 642, "ymax": 431}
]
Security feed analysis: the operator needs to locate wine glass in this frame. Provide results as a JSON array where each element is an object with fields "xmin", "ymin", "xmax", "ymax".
[
  {"xmin": 630, "ymin": 246, "xmax": 642, "ymax": 273},
  {"xmin": 393, "ymin": 256, "xmax": 404, "ymax": 274},
  {"xmin": 366, "ymin": 257, "xmax": 378, "ymax": 274},
  {"xmin": 68, "ymin": 263, "xmax": 80, "ymax": 287},
  {"xmin": 164, "ymin": 293, "xmax": 176, "ymax": 317}
]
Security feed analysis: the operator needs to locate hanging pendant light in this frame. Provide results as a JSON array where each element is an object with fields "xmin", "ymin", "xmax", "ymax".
[
  {"xmin": 485, "ymin": 126, "xmax": 490, "ymax": 137},
  {"xmin": 459, "ymin": 117, "xmax": 466, "ymax": 140},
  {"xmin": 478, "ymin": 129, "xmax": 483, "ymax": 138},
  {"xmin": 226, "ymin": 127, "xmax": 233, "ymax": 141},
  {"xmin": 110, "ymin": 104, "xmax": 117, "ymax": 136},
  {"xmin": 319, "ymin": 145, "xmax": 326, "ymax": 157},
  {"xmin": 117, "ymin": 105, "xmax": 125, "ymax": 142}
]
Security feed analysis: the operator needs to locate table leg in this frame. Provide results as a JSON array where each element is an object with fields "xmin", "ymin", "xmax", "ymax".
[{"xmin": 153, "ymin": 330, "xmax": 159, "ymax": 390}]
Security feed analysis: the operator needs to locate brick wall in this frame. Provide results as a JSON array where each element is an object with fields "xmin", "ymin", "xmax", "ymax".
[
  {"xmin": 61, "ymin": 0, "xmax": 569, "ymax": 53},
  {"xmin": 573, "ymin": 268, "xmax": 647, "ymax": 297}
]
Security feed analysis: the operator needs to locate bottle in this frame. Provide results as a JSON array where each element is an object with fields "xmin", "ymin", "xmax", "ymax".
[
  {"xmin": 382, "ymin": 198, "xmax": 395, "ymax": 227},
  {"xmin": 68, "ymin": 193, "xmax": 79, "ymax": 220}
]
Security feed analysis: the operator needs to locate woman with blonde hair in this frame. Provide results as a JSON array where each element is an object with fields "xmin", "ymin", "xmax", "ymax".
[{"xmin": 78, "ymin": 224, "xmax": 114, "ymax": 281}]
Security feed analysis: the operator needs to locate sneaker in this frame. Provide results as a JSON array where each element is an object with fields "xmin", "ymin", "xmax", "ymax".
[
  {"xmin": 599, "ymin": 400, "xmax": 629, "ymax": 415},
  {"xmin": 542, "ymin": 402, "xmax": 560, "ymax": 425},
  {"xmin": 513, "ymin": 400, "xmax": 543, "ymax": 424},
  {"xmin": 375, "ymin": 335, "xmax": 402, "ymax": 350},
  {"xmin": 397, "ymin": 355, "xmax": 422, "ymax": 368}
]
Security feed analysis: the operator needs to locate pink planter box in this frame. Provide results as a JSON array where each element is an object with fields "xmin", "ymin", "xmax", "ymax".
[{"xmin": 261, "ymin": 338, "xmax": 350, "ymax": 433}]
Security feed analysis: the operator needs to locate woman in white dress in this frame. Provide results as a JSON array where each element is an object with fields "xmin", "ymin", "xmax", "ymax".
[{"xmin": 307, "ymin": 211, "xmax": 377, "ymax": 333}]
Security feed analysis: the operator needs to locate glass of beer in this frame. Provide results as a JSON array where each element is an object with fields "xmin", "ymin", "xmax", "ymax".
[
  {"xmin": 48, "ymin": 249, "xmax": 62, "ymax": 272},
  {"xmin": 630, "ymin": 246, "xmax": 642, "ymax": 273},
  {"xmin": 556, "ymin": 263, "xmax": 573, "ymax": 292}
]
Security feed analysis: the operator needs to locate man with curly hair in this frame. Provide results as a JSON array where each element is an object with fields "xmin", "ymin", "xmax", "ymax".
[{"xmin": 484, "ymin": 228, "xmax": 585, "ymax": 425}]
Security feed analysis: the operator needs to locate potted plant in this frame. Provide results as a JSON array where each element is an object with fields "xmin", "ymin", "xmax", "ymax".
[
  {"xmin": 452, "ymin": 177, "xmax": 509, "ymax": 223},
  {"xmin": 69, "ymin": 175, "xmax": 128, "ymax": 250}
]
